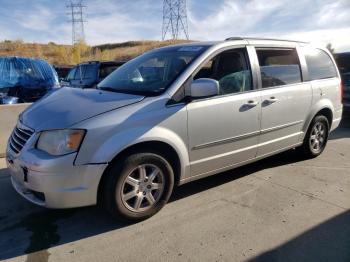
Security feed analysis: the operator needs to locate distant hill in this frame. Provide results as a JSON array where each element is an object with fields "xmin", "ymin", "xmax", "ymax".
[{"xmin": 0, "ymin": 40, "xmax": 191, "ymax": 66}]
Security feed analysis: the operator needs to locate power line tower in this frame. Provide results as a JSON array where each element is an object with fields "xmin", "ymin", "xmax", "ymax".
[
  {"xmin": 162, "ymin": 0, "xmax": 189, "ymax": 40},
  {"xmin": 67, "ymin": 0, "xmax": 86, "ymax": 45}
]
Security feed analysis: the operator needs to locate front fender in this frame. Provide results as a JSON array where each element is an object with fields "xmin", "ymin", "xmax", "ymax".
[{"xmin": 81, "ymin": 126, "xmax": 190, "ymax": 180}]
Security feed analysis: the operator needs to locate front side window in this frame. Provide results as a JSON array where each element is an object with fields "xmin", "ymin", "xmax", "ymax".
[
  {"xmin": 256, "ymin": 48, "xmax": 302, "ymax": 88},
  {"xmin": 98, "ymin": 46, "xmax": 208, "ymax": 96},
  {"xmin": 304, "ymin": 48, "xmax": 337, "ymax": 80},
  {"xmin": 74, "ymin": 65, "xmax": 83, "ymax": 80},
  {"xmin": 193, "ymin": 48, "xmax": 252, "ymax": 95}
]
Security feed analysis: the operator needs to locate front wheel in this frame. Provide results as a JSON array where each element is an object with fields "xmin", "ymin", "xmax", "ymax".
[
  {"xmin": 103, "ymin": 152, "xmax": 174, "ymax": 221},
  {"xmin": 299, "ymin": 115, "xmax": 329, "ymax": 158}
]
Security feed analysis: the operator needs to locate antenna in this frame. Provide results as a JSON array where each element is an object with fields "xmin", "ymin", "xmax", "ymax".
[
  {"xmin": 162, "ymin": 0, "xmax": 189, "ymax": 40},
  {"xmin": 67, "ymin": 0, "xmax": 86, "ymax": 45}
]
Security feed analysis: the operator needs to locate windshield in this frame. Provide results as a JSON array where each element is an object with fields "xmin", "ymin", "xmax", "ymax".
[{"xmin": 97, "ymin": 45, "xmax": 208, "ymax": 95}]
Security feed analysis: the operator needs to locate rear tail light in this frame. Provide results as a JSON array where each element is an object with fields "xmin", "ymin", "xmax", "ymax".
[{"xmin": 340, "ymin": 81, "xmax": 344, "ymax": 104}]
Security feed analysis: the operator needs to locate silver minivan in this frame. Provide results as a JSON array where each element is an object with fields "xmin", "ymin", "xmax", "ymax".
[{"xmin": 6, "ymin": 38, "xmax": 343, "ymax": 220}]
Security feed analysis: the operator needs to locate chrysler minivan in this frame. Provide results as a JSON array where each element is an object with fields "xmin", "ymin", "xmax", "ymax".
[{"xmin": 6, "ymin": 38, "xmax": 343, "ymax": 221}]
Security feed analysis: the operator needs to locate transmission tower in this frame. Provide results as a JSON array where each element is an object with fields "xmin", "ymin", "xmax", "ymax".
[
  {"xmin": 67, "ymin": 0, "xmax": 86, "ymax": 45},
  {"xmin": 162, "ymin": 0, "xmax": 189, "ymax": 40}
]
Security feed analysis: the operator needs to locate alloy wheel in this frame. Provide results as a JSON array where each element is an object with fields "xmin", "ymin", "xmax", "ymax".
[
  {"xmin": 309, "ymin": 122, "xmax": 327, "ymax": 154},
  {"xmin": 120, "ymin": 164, "xmax": 165, "ymax": 212}
]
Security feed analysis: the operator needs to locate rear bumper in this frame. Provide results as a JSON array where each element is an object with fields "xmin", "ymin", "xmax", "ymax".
[{"xmin": 6, "ymin": 148, "xmax": 107, "ymax": 208}]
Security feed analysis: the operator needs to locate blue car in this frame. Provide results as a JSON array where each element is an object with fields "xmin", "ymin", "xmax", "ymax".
[
  {"xmin": 61, "ymin": 61, "xmax": 124, "ymax": 89},
  {"xmin": 0, "ymin": 57, "xmax": 59, "ymax": 104}
]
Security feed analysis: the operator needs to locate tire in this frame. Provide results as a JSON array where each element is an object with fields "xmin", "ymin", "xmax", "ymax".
[
  {"xmin": 299, "ymin": 115, "xmax": 329, "ymax": 158},
  {"xmin": 103, "ymin": 152, "xmax": 174, "ymax": 221}
]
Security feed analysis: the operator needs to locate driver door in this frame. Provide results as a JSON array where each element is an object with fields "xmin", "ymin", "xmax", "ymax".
[{"xmin": 187, "ymin": 47, "xmax": 261, "ymax": 177}]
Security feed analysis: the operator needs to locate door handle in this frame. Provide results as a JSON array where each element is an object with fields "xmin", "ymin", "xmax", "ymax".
[
  {"xmin": 244, "ymin": 100, "xmax": 259, "ymax": 107},
  {"xmin": 264, "ymin": 97, "xmax": 279, "ymax": 104}
]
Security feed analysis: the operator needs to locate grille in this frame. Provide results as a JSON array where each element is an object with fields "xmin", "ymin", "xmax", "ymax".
[{"xmin": 9, "ymin": 124, "xmax": 34, "ymax": 154}]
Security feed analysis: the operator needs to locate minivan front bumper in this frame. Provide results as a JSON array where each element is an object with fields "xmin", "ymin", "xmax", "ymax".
[{"xmin": 6, "ymin": 147, "xmax": 107, "ymax": 208}]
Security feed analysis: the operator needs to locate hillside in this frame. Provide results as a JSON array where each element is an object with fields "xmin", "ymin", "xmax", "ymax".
[{"xmin": 0, "ymin": 40, "xmax": 191, "ymax": 66}]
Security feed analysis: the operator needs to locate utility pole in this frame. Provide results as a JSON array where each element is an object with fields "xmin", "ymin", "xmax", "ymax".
[
  {"xmin": 67, "ymin": 0, "xmax": 86, "ymax": 45},
  {"xmin": 162, "ymin": 0, "xmax": 189, "ymax": 40}
]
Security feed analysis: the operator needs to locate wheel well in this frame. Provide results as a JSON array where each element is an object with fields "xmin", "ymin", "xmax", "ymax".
[
  {"xmin": 316, "ymin": 108, "xmax": 333, "ymax": 127},
  {"xmin": 97, "ymin": 141, "xmax": 181, "ymax": 204}
]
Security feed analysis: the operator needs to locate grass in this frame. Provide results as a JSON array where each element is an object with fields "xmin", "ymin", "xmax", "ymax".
[{"xmin": 0, "ymin": 39, "xmax": 192, "ymax": 66}]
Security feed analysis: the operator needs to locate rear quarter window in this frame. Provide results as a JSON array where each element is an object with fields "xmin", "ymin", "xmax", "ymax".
[
  {"xmin": 304, "ymin": 48, "xmax": 338, "ymax": 80},
  {"xmin": 83, "ymin": 65, "xmax": 96, "ymax": 79}
]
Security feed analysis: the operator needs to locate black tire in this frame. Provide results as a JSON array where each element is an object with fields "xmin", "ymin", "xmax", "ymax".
[
  {"xmin": 103, "ymin": 152, "xmax": 174, "ymax": 221},
  {"xmin": 298, "ymin": 115, "xmax": 329, "ymax": 158}
]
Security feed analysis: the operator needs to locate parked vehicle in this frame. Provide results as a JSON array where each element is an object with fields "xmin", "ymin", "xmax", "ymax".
[
  {"xmin": 0, "ymin": 57, "xmax": 59, "ymax": 104},
  {"xmin": 335, "ymin": 52, "xmax": 350, "ymax": 107},
  {"xmin": 6, "ymin": 38, "xmax": 342, "ymax": 221},
  {"xmin": 54, "ymin": 65, "xmax": 73, "ymax": 81},
  {"xmin": 61, "ymin": 61, "xmax": 124, "ymax": 89}
]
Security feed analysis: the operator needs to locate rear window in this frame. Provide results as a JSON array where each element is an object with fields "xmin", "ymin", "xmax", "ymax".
[
  {"xmin": 99, "ymin": 65, "xmax": 118, "ymax": 79},
  {"xmin": 304, "ymin": 48, "xmax": 337, "ymax": 80},
  {"xmin": 256, "ymin": 48, "xmax": 302, "ymax": 88}
]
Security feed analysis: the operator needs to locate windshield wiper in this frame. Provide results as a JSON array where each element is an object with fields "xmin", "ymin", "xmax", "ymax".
[
  {"xmin": 98, "ymin": 86, "xmax": 160, "ymax": 96},
  {"xmin": 98, "ymin": 86, "xmax": 116, "ymax": 92}
]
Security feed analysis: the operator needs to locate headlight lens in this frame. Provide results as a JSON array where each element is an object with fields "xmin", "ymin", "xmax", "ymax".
[{"xmin": 37, "ymin": 129, "xmax": 86, "ymax": 156}]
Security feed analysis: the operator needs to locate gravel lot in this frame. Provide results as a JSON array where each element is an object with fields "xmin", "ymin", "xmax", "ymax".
[{"xmin": 0, "ymin": 113, "xmax": 349, "ymax": 262}]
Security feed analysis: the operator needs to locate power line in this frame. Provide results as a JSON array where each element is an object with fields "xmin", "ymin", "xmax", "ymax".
[
  {"xmin": 162, "ymin": 0, "xmax": 189, "ymax": 40},
  {"xmin": 67, "ymin": 0, "xmax": 86, "ymax": 45}
]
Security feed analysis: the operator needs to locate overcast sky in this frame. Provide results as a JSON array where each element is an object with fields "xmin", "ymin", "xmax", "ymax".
[{"xmin": 0, "ymin": 0, "xmax": 349, "ymax": 52}]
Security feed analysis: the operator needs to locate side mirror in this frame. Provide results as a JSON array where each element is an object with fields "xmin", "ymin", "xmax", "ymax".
[{"xmin": 190, "ymin": 78, "xmax": 219, "ymax": 98}]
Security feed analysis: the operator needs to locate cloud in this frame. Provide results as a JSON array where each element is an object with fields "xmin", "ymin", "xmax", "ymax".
[
  {"xmin": 0, "ymin": 0, "xmax": 349, "ymax": 52},
  {"xmin": 83, "ymin": 0, "xmax": 162, "ymax": 45},
  {"xmin": 187, "ymin": 0, "xmax": 350, "ymax": 52}
]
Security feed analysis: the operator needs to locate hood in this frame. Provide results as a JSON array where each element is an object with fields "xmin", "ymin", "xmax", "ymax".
[{"xmin": 21, "ymin": 87, "xmax": 144, "ymax": 130}]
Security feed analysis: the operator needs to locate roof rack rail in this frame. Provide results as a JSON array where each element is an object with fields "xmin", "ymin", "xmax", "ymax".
[
  {"xmin": 225, "ymin": 37, "xmax": 244, "ymax": 41},
  {"xmin": 225, "ymin": 36, "xmax": 309, "ymax": 44}
]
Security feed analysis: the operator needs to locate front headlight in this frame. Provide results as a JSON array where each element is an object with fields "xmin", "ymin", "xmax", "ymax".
[{"xmin": 37, "ymin": 129, "xmax": 86, "ymax": 156}]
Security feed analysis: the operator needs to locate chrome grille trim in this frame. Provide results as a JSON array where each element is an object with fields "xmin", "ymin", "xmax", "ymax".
[
  {"xmin": 12, "ymin": 131, "xmax": 26, "ymax": 145},
  {"xmin": 11, "ymin": 134, "xmax": 25, "ymax": 148},
  {"xmin": 18, "ymin": 128, "xmax": 33, "ymax": 137},
  {"xmin": 9, "ymin": 123, "xmax": 34, "ymax": 154},
  {"xmin": 9, "ymin": 139, "xmax": 21, "ymax": 152}
]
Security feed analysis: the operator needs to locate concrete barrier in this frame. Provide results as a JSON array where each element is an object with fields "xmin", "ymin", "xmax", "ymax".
[{"xmin": 0, "ymin": 104, "xmax": 31, "ymax": 157}]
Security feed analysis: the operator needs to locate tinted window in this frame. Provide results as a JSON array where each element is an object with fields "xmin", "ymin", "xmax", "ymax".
[
  {"xmin": 304, "ymin": 48, "xmax": 337, "ymax": 80},
  {"xmin": 83, "ymin": 65, "xmax": 96, "ymax": 79},
  {"xmin": 194, "ymin": 49, "xmax": 252, "ymax": 95},
  {"xmin": 256, "ymin": 49, "xmax": 302, "ymax": 88}
]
